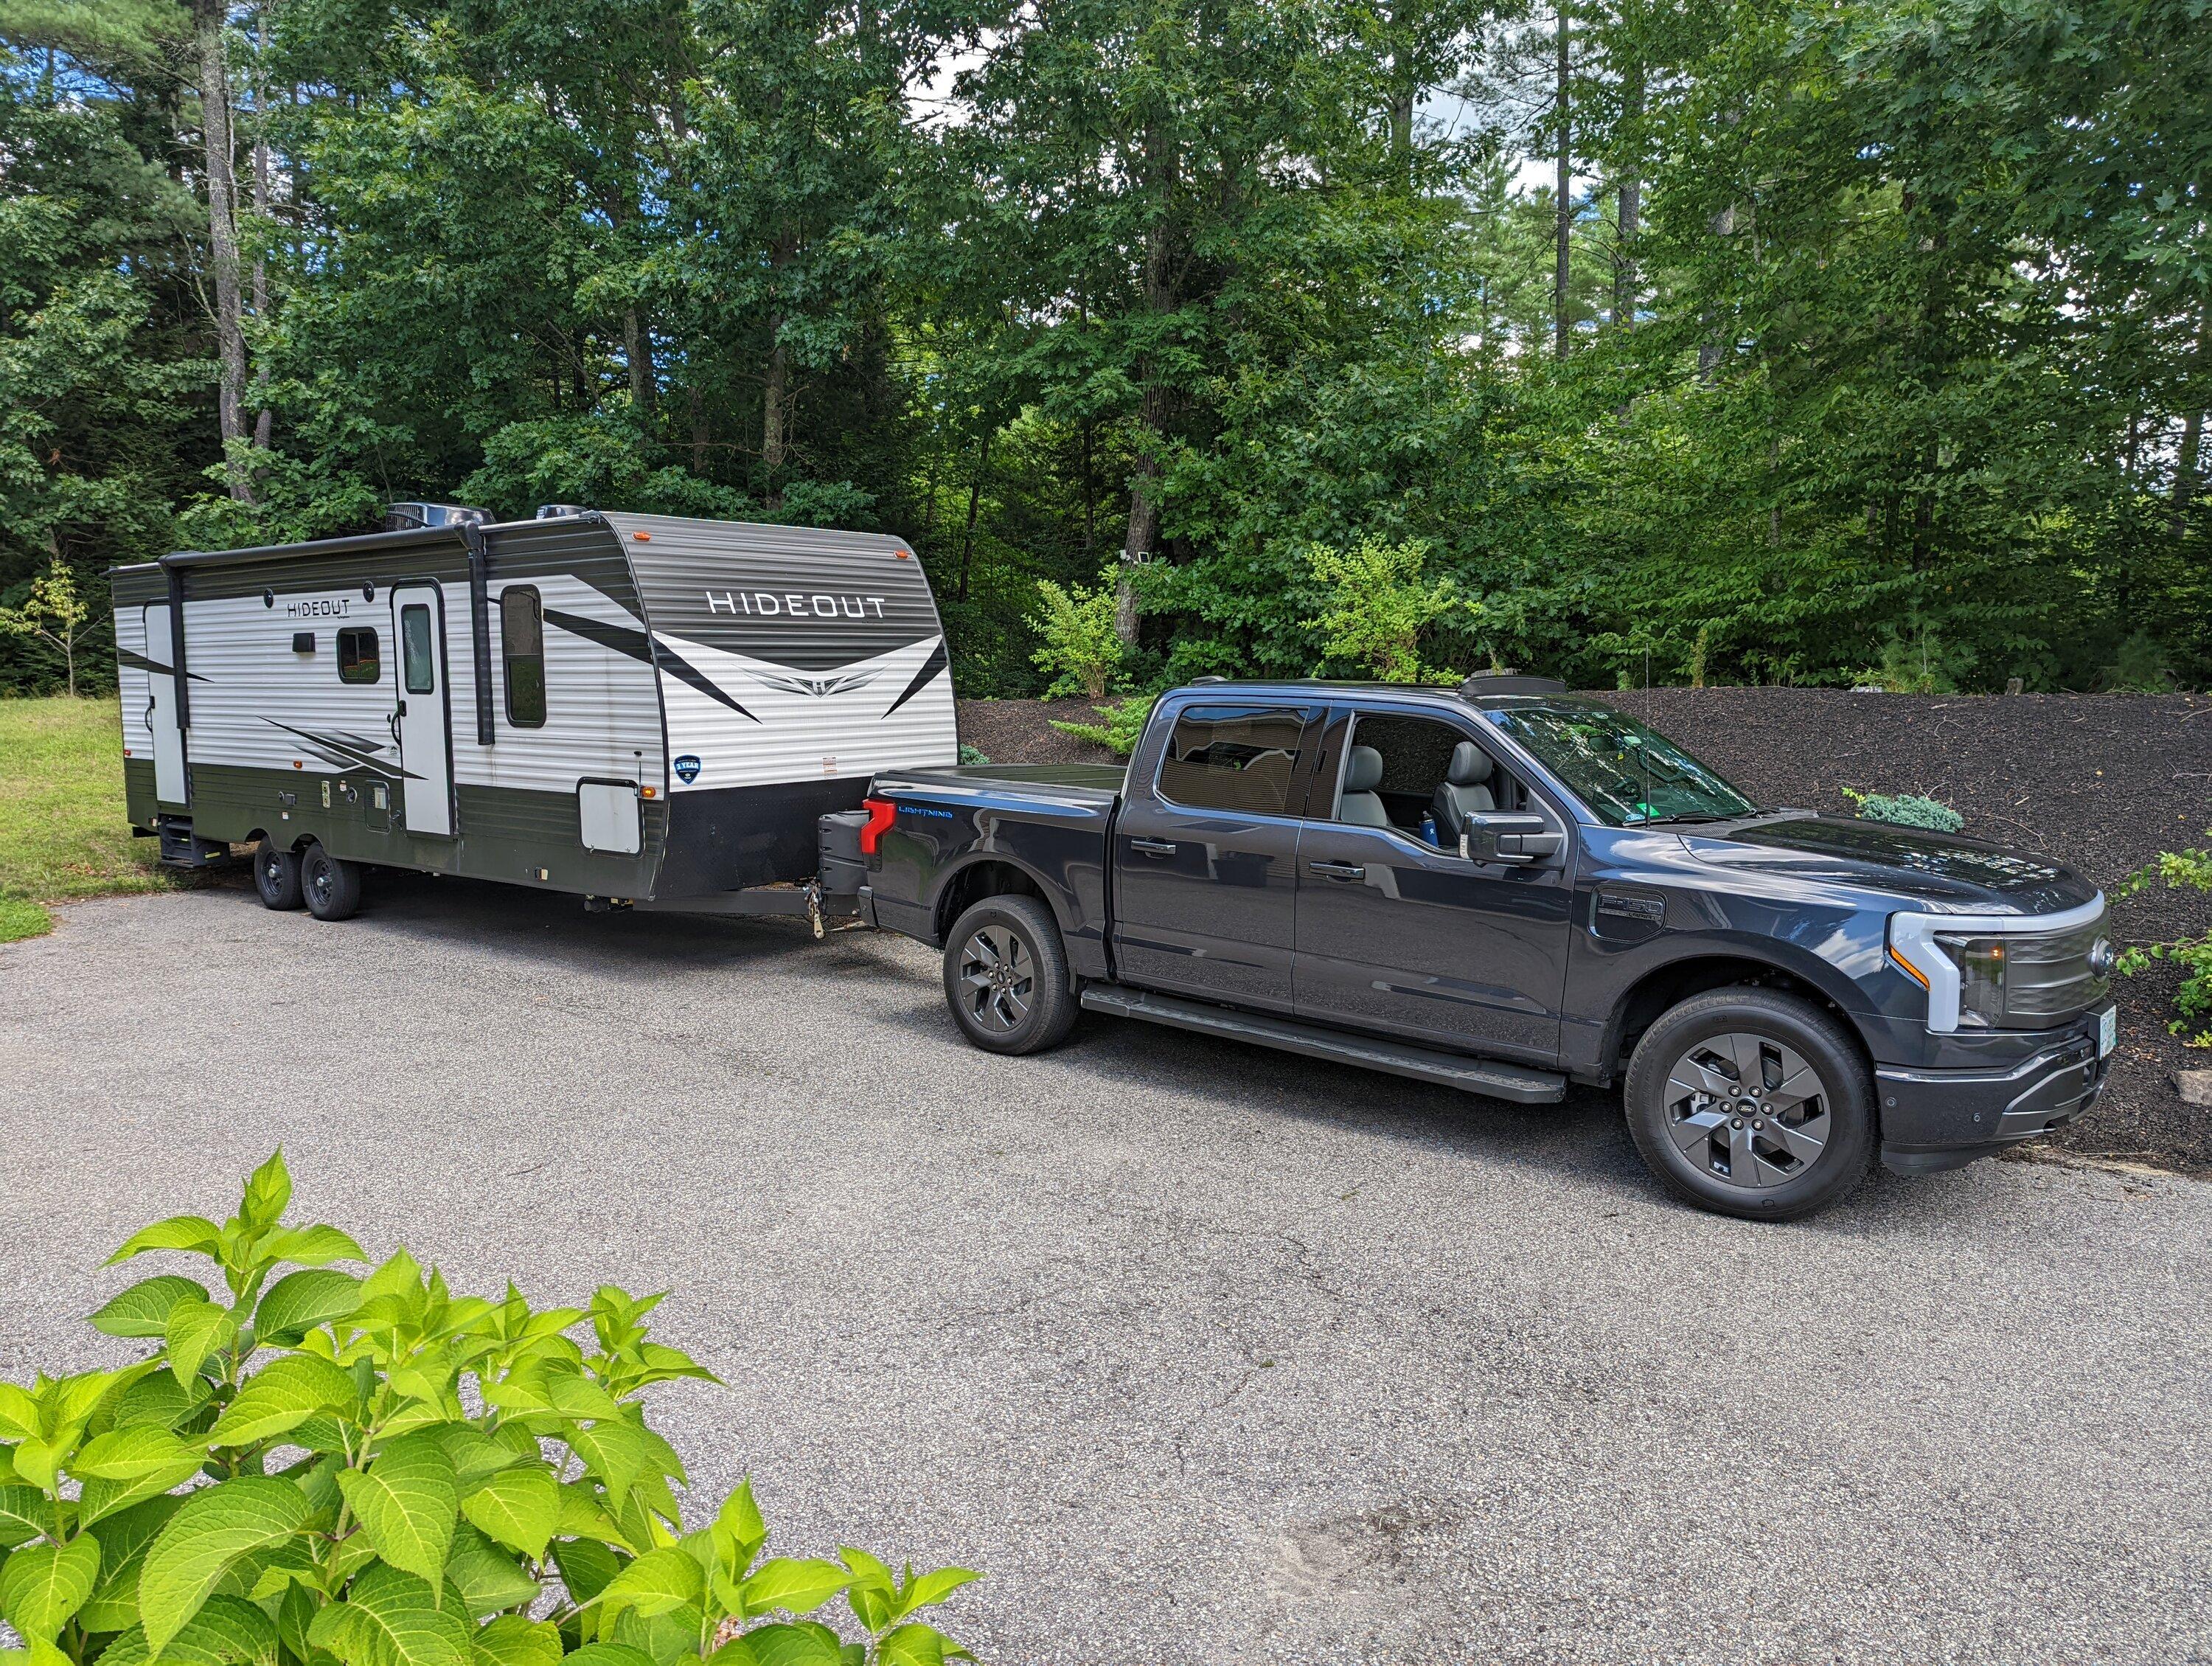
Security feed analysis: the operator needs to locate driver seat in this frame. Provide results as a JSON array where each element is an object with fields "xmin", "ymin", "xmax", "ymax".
[
  {"xmin": 1338, "ymin": 745, "xmax": 1390, "ymax": 826},
  {"xmin": 1432, "ymin": 741, "xmax": 1496, "ymax": 831}
]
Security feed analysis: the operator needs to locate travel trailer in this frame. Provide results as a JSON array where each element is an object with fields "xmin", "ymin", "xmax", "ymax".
[{"xmin": 108, "ymin": 507, "xmax": 959, "ymax": 921}]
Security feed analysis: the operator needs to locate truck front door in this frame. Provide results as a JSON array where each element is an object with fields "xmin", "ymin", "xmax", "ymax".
[
  {"xmin": 1111, "ymin": 700, "xmax": 1321, "ymax": 1014},
  {"xmin": 1293, "ymin": 704, "xmax": 1574, "ymax": 1063}
]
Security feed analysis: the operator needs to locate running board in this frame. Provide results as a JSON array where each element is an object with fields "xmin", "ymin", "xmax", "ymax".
[{"xmin": 1078, "ymin": 985, "xmax": 1567, "ymax": 1103}]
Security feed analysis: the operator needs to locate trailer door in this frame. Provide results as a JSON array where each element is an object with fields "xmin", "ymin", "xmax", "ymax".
[
  {"xmin": 390, "ymin": 584, "xmax": 454, "ymax": 836},
  {"xmin": 143, "ymin": 603, "xmax": 187, "ymax": 805}
]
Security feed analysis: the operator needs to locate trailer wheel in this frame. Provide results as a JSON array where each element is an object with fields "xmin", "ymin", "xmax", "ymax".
[
  {"xmin": 300, "ymin": 844, "xmax": 364, "ymax": 922},
  {"xmin": 942, "ymin": 895, "xmax": 1078, "ymax": 1055},
  {"xmin": 253, "ymin": 838, "xmax": 304, "ymax": 910}
]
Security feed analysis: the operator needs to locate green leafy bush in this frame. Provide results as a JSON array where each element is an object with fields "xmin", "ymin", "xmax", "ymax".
[
  {"xmin": 956, "ymin": 745, "xmax": 990, "ymax": 767},
  {"xmin": 1840, "ymin": 787, "xmax": 1964, "ymax": 833},
  {"xmin": 1048, "ymin": 695, "xmax": 1154, "ymax": 759},
  {"xmin": 2118, "ymin": 838, "xmax": 2212, "ymax": 1047},
  {"xmin": 1026, "ymin": 567, "xmax": 1124, "ymax": 701},
  {"xmin": 1302, "ymin": 535, "xmax": 1473, "ymax": 684},
  {"xmin": 0, "ymin": 1155, "xmax": 975, "ymax": 1666}
]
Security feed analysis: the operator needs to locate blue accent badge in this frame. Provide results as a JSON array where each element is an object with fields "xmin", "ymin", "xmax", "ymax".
[{"xmin": 673, "ymin": 754, "xmax": 702, "ymax": 783}]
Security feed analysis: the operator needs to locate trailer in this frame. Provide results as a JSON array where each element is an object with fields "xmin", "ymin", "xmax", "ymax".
[{"xmin": 108, "ymin": 506, "xmax": 959, "ymax": 922}]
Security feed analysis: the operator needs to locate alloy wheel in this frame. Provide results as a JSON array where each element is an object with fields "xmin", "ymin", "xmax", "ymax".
[
  {"xmin": 959, "ymin": 925, "xmax": 1034, "ymax": 1032},
  {"xmin": 1662, "ymin": 1031, "xmax": 1831, "ymax": 1190}
]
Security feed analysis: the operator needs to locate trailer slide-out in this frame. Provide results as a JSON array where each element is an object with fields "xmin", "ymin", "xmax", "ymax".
[{"xmin": 110, "ymin": 504, "xmax": 959, "ymax": 922}]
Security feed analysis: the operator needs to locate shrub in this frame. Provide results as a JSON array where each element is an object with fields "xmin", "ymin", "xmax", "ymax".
[
  {"xmin": 1048, "ymin": 695, "xmax": 1154, "ymax": 759},
  {"xmin": 1302, "ymin": 535, "xmax": 1472, "ymax": 684},
  {"xmin": 956, "ymin": 744, "xmax": 990, "ymax": 767},
  {"xmin": 1027, "ymin": 567, "xmax": 1124, "ymax": 701},
  {"xmin": 2118, "ymin": 838, "xmax": 2212, "ymax": 1047},
  {"xmin": 0, "ymin": 1153, "xmax": 976, "ymax": 1666},
  {"xmin": 1840, "ymin": 786, "xmax": 1964, "ymax": 833}
]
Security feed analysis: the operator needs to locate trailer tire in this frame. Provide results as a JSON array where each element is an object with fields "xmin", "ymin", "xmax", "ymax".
[
  {"xmin": 943, "ymin": 895, "xmax": 1078, "ymax": 1055},
  {"xmin": 253, "ymin": 838, "xmax": 304, "ymax": 910},
  {"xmin": 300, "ymin": 844, "xmax": 364, "ymax": 922}
]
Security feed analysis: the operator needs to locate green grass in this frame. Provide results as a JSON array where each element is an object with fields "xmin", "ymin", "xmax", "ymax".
[{"xmin": 0, "ymin": 696, "xmax": 169, "ymax": 941}]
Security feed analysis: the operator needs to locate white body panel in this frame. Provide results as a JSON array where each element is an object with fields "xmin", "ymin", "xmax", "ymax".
[{"xmin": 144, "ymin": 604, "xmax": 186, "ymax": 803}]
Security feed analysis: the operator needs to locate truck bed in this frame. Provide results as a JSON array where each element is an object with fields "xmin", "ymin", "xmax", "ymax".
[{"xmin": 869, "ymin": 761, "xmax": 1127, "ymax": 802}]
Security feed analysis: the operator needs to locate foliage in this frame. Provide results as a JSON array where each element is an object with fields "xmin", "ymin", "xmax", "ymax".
[
  {"xmin": 2118, "ymin": 838, "xmax": 2212, "ymax": 1047},
  {"xmin": 1839, "ymin": 787, "xmax": 1965, "ymax": 833},
  {"xmin": 1, "ymin": 0, "xmax": 2209, "ymax": 698},
  {"xmin": 0, "ymin": 1153, "xmax": 979, "ymax": 1666},
  {"xmin": 1027, "ymin": 568, "xmax": 1124, "ymax": 701},
  {"xmin": 0, "ymin": 695, "xmax": 167, "ymax": 941},
  {"xmin": 1301, "ymin": 536, "xmax": 1471, "ymax": 684},
  {"xmin": 0, "ymin": 560, "xmax": 91, "ymax": 696},
  {"xmin": 1048, "ymin": 696, "xmax": 1156, "ymax": 760},
  {"xmin": 955, "ymin": 745, "xmax": 990, "ymax": 768}
]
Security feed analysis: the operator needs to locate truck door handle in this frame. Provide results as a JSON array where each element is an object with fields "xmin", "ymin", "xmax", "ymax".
[
  {"xmin": 1129, "ymin": 838, "xmax": 1178, "ymax": 857},
  {"xmin": 1309, "ymin": 860, "xmax": 1365, "ymax": 880}
]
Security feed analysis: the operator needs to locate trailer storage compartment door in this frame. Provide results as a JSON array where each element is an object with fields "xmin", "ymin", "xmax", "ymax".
[{"xmin": 579, "ymin": 780, "xmax": 641, "ymax": 855}]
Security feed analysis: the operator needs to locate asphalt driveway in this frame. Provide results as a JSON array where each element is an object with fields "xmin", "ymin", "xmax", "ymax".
[{"xmin": 4, "ymin": 880, "xmax": 2209, "ymax": 1665}]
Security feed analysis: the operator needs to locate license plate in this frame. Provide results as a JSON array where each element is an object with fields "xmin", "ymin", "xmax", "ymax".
[{"xmin": 2098, "ymin": 1006, "xmax": 2117, "ymax": 1058}]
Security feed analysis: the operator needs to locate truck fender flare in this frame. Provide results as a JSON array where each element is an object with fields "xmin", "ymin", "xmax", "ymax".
[
  {"xmin": 1593, "ymin": 929, "xmax": 1878, "ymax": 1070},
  {"xmin": 927, "ymin": 850, "xmax": 1079, "ymax": 943}
]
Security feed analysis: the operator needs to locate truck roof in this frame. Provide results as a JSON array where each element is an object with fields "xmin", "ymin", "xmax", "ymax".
[{"xmin": 1164, "ymin": 674, "xmax": 1578, "ymax": 709}]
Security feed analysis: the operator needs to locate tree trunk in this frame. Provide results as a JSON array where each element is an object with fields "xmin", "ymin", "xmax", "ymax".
[
  {"xmin": 625, "ymin": 307, "xmax": 655, "ymax": 422},
  {"xmin": 1553, "ymin": 1, "xmax": 1571, "ymax": 361},
  {"xmin": 1386, "ymin": 0, "xmax": 1416, "ymax": 181},
  {"xmin": 248, "ymin": 7, "xmax": 273, "ymax": 453},
  {"xmin": 1612, "ymin": 62, "xmax": 1641, "ymax": 330},
  {"xmin": 761, "ymin": 325, "xmax": 788, "ymax": 505},
  {"xmin": 2174, "ymin": 305, "xmax": 2208, "ymax": 529},
  {"xmin": 193, "ymin": 0, "xmax": 252, "ymax": 501},
  {"xmin": 956, "ymin": 430, "xmax": 991, "ymax": 601},
  {"xmin": 1119, "ymin": 123, "xmax": 1178, "ymax": 646}
]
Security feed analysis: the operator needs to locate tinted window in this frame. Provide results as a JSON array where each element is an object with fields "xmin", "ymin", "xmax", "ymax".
[
  {"xmin": 1155, "ymin": 704, "xmax": 1309, "ymax": 815},
  {"xmin": 401, "ymin": 605, "xmax": 434, "ymax": 694},
  {"xmin": 337, "ymin": 628, "xmax": 379, "ymax": 685},
  {"xmin": 501, "ymin": 587, "xmax": 545, "ymax": 727},
  {"xmin": 1484, "ymin": 699, "xmax": 1756, "ymax": 827}
]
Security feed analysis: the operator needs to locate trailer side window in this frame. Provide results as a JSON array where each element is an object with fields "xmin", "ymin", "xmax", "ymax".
[
  {"xmin": 337, "ymin": 628, "xmax": 380, "ymax": 685},
  {"xmin": 501, "ymin": 586, "xmax": 546, "ymax": 727}
]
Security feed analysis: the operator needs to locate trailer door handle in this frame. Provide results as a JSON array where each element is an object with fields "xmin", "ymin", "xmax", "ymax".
[
  {"xmin": 1309, "ymin": 860, "xmax": 1365, "ymax": 880},
  {"xmin": 1129, "ymin": 838, "xmax": 1178, "ymax": 857}
]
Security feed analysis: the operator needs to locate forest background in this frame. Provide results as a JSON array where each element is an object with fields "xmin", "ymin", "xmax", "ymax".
[{"xmin": 2, "ymin": 0, "xmax": 2207, "ymax": 699}]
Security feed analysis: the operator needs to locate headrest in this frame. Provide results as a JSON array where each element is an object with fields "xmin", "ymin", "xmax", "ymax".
[
  {"xmin": 1344, "ymin": 745, "xmax": 1384, "ymax": 792},
  {"xmin": 1447, "ymin": 741, "xmax": 1493, "ymax": 785}
]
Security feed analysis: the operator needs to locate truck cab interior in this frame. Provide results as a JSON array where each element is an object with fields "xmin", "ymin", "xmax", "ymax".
[{"xmin": 1324, "ymin": 712, "xmax": 1534, "ymax": 844}]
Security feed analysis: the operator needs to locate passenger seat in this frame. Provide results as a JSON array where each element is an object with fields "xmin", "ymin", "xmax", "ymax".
[
  {"xmin": 1432, "ymin": 741, "xmax": 1496, "ymax": 832},
  {"xmin": 1338, "ymin": 745, "xmax": 1391, "ymax": 826}
]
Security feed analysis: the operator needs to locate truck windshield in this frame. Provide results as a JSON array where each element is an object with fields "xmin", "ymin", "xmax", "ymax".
[{"xmin": 1483, "ymin": 700, "xmax": 1758, "ymax": 827}]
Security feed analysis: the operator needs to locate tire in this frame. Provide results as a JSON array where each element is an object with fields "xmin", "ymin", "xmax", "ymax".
[
  {"xmin": 253, "ymin": 837, "xmax": 304, "ymax": 910},
  {"xmin": 942, "ymin": 894, "xmax": 1079, "ymax": 1056},
  {"xmin": 1623, "ymin": 988, "xmax": 1875, "ymax": 1221},
  {"xmin": 299, "ymin": 843, "xmax": 364, "ymax": 922}
]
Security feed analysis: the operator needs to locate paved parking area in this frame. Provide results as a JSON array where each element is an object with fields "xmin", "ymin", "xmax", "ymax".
[{"xmin": 4, "ymin": 879, "xmax": 2210, "ymax": 1664}]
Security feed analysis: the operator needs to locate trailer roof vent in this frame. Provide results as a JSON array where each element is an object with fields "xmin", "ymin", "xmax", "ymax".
[
  {"xmin": 535, "ymin": 504, "xmax": 590, "ymax": 520},
  {"xmin": 385, "ymin": 501, "xmax": 490, "ymax": 532}
]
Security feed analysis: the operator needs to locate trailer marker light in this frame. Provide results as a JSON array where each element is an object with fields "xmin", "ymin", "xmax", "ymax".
[
  {"xmin": 633, "ymin": 531, "xmax": 651, "ymax": 541},
  {"xmin": 293, "ymin": 760, "xmax": 304, "ymax": 769},
  {"xmin": 859, "ymin": 796, "xmax": 897, "ymax": 855},
  {"xmin": 641, "ymin": 785, "xmax": 657, "ymax": 799}
]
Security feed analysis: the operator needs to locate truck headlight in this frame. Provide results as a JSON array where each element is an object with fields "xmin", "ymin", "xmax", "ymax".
[{"xmin": 1888, "ymin": 900, "xmax": 2112, "ymax": 1033}]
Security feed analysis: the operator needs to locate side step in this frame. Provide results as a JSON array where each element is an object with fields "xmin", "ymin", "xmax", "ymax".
[
  {"xmin": 1077, "ymin": 984, "xmax": 1567, "ymax": 1104},
  {"xmin": 156, "ymin": 816, "xmax": 229, "ymax": 869}
]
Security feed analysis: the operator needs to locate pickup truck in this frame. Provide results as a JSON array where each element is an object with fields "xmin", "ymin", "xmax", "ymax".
[{"xmin": 838, "ymin": 676, "xmax": 2117, "ymax": 1220}]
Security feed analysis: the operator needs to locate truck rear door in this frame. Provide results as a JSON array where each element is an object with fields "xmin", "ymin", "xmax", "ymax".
[{"xmin": 1110, "ymin": 698, "xmax": 1324, "ymax": 1013}]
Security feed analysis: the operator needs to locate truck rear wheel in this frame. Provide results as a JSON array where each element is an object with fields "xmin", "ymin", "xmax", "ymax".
[
  {"xmin": 300, "ymin": 844, "xmax": 364, "ymax": 923},
  {"xmin": 254, "ymin": 838, "xmax": 304, "ymax": 910},
  {"xmin": 942, "ymin": 895, "xmax": 1078, "ymax": 1055},
  {"xmin": 1623, "ymin": 988, "xmax": 1875, "ymax": 1221}
]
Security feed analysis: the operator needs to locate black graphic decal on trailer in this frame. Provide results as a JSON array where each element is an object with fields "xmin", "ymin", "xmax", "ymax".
[
  {"xmin": 543, "ymin": 607, "xmax": 653, "ymax": 664},
  {"xmin": 883, "ymin": 639, "xmax": 950, "ymax": 717},
  {"xmin": 262, "ymin": 719, "xmax": 419, "ymax": 780}
]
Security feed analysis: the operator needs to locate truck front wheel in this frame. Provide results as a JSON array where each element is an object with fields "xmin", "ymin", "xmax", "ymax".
[
  {"xmin": 1624, "ymin": 988, "xmax": 1875, "ymax": 1221},
  {"xmin": 942, "ymin": 895, "xmax": 1079, "ymax": 1055}
]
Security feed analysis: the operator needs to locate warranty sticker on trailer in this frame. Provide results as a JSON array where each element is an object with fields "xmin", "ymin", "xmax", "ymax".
[
  {"xmin": 673, "ymin": 754, "xmax": 702, "ymax": 783},
  {"xmin": 2099, "ymin": 1006, "xmax": 2117, "ymax": 1058}
]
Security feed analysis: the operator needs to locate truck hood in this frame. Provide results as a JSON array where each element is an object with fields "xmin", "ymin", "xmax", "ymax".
[{"xmin": 1679, "ymin": 813, "xmax": 2100, "ymax": 915}]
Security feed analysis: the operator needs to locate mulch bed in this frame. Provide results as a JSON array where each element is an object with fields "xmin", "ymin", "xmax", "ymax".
[{"xmin": 956, "ymin": 690, "xmax": 2212, "ymax": 1176}]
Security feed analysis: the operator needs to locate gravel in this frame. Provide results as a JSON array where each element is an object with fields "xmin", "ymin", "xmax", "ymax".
[{"xmin": 6, "ymin": 884, "xmax": 2211, "ymax": 1664}]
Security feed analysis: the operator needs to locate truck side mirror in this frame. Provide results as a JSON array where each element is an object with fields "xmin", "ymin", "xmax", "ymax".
[{"xmin": 1460, "ymin": 811, "xmax": 1563, "ymax": 866}]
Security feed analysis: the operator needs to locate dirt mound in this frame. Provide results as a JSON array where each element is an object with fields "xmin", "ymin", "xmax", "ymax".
[{"xmin": 956, "ymin": 690, "xmax": 2212, "ymax": 1174}]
